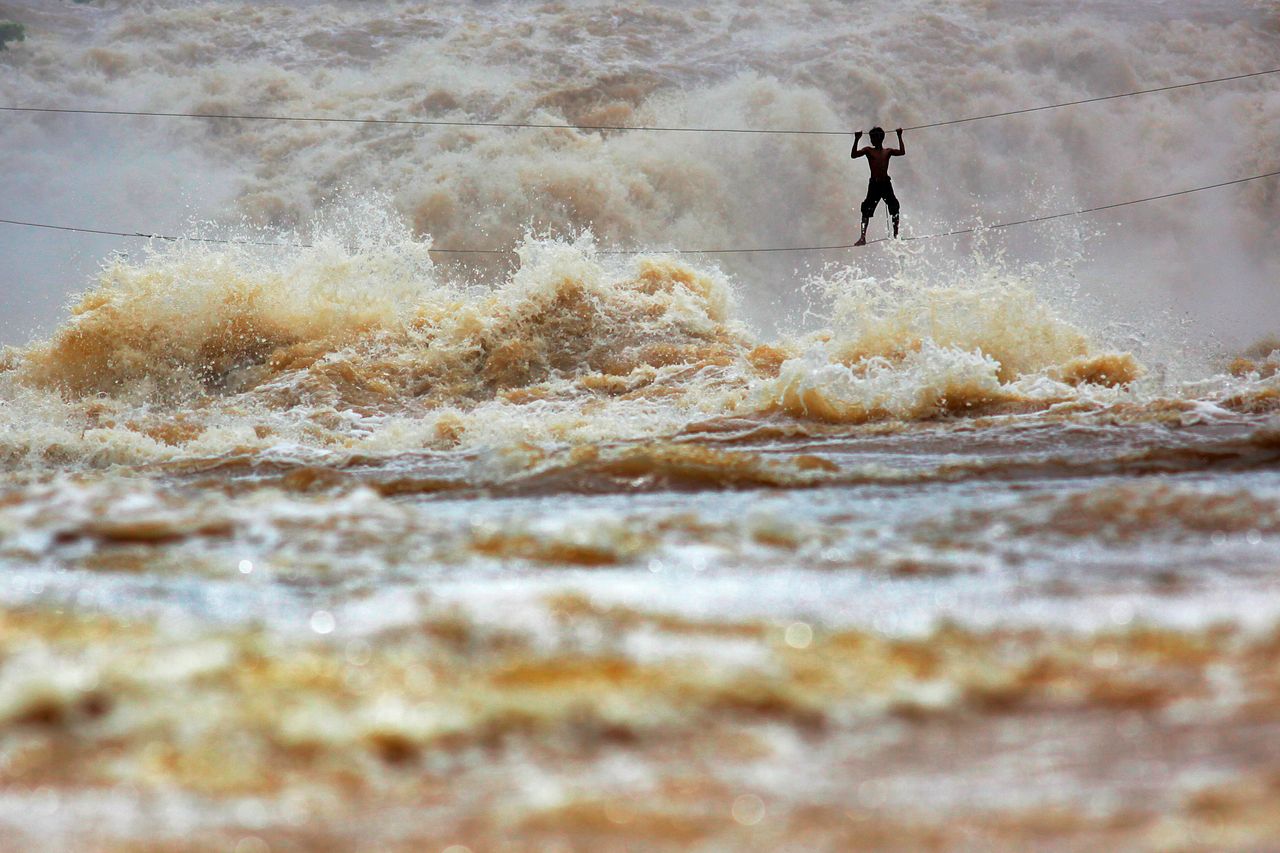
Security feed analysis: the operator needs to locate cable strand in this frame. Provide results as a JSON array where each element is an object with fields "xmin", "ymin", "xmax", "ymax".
[
  {"xmin": 3, "ymin": 169, "xmax": 1275, "ymax": 255},
  {"xmin": 903, "ymin": 67, "xmax": 1280, "ymax": 131},
  {"xmin": 1, "ymin": 68, "xmax": 1275, "ymax": 137}
]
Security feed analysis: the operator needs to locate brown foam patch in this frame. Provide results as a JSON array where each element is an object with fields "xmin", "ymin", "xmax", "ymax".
[{"xmin": 1055, "ymin": 352, "xmax": 1144, "ymax": 387}]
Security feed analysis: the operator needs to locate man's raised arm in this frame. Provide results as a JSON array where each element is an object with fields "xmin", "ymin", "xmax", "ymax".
[
  {"xmin": 851, "ymin": 130, "xmax": 864, "ymax": 159},
  {"xmin": 891, "ymin": 128, "xmax": 905, "ymax": 156}
]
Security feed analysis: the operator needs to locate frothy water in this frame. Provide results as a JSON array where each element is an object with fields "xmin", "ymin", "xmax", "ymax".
[
  {"xmin": 2, "ymin": 1, "xmax": 1280, "ymax": 849},
  {"xmin": 4, "ymin": 210, "xmax": 1145, "ymax": 464},
  {"xmin": 1, "ymin": 0, "xmax": 1277, "ymax": 344}
]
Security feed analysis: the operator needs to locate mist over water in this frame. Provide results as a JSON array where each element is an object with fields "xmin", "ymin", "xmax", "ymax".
[{"xmin": 0, "ymin": 0, "xmax": 1277, "ymax": 348}]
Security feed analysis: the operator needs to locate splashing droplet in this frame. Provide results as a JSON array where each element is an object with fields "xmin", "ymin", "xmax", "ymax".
[
  {"xmin": 784, "ymin": 621, "xmax": 813, "ymax": 649},
  {"xmin": 310, "ymin": 610, "xmax": 336, "ymax": 635},
  {"xmin": 732, "ymin": 793, "xmax": 765, "ymax": 825}
]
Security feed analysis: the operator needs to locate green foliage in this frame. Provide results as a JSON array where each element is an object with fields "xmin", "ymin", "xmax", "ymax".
[{"xmin": 0, "ymin": 21, "xmax": 24, "ymax": 50}]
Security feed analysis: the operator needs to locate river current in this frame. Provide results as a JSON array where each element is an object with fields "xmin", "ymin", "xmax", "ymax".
[{"xmin": 1, "ymin": 1, "xmax": 1279, "ymax": 849}]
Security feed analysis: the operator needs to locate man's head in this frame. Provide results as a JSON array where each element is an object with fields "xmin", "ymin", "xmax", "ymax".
[{"xmin": 869, "ymin": 127, "xmax": 885, "ymax": 146}]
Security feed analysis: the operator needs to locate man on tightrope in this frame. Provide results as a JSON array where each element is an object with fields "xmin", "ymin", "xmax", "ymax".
[{"xmin": 851, "ymin": 126, "xmax": 905, "ymax": 245}]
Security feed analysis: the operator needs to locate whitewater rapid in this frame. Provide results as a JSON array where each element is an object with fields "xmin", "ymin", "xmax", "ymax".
[
  {"xmin": 0, "ymin": 0, "xmax": 1277, "ymax": 346},
  {"xmin": 2, "ymin": 2, "xmax": 1280, "ymax": 850}
]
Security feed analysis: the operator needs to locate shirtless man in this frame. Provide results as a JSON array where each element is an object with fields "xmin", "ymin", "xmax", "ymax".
[{"xmin": 851, "ymin": 126, "xmax": 905, "ymax": 245}]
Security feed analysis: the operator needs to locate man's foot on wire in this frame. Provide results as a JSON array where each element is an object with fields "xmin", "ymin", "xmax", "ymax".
[{"xmin": 854, "ymin": 237, "xmax": 867, "ymax": 246}]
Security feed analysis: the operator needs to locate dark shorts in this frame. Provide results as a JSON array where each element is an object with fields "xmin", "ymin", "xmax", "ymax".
[{"xmin": 861, "ymin": 177, "xmax": 899, "ymax": 219}]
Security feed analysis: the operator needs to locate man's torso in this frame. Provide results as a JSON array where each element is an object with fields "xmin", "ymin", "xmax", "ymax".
[{"xmin": 864, "ymin": 147, "xmax": 893, "ymax": 181}]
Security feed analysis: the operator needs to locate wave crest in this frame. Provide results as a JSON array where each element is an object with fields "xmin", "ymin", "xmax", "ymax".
[{"xmin": 0, "ymin": 214, "xmax": 1153, "ymax": 467}]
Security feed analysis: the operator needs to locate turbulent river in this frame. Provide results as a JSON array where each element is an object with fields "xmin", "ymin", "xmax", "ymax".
[{"xmin": 0, "ymin": 1, "xmax": 1279, "ymax": 850}]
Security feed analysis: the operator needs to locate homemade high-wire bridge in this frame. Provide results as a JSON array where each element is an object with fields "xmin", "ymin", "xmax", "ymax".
[{"xmin": 1, "ymin": 66, "xmax": 1276, "ymax": 254}]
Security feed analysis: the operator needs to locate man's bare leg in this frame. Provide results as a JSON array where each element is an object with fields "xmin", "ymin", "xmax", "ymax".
[
  {"xmin": 854, "ymin": 217, "xmax": 869, "ymax": 246},
  {"xmin": 892, "ymin": 214, "xmax": 900, "ymax": 238}
]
